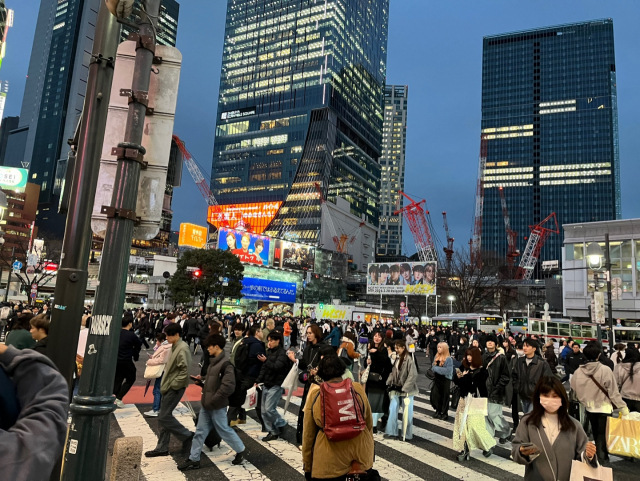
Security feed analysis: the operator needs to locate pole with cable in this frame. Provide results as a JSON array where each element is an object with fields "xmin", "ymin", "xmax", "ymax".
[{"xmin": 60, "ymin": 1, "xmax": 161, "ymax": 479}]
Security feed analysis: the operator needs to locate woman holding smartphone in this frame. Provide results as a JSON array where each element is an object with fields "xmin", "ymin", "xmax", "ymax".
[{"xmin": 512, "ymin": 376, "xmax": 597, "ymax": 480}]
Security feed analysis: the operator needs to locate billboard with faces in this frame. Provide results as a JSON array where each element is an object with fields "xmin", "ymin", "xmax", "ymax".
[
  {"xmin": 366, "ymin": 262, "xmax": 437, "ymax": 295},
  {"xmin": 217, "ymin": 227, "xmax": 270, "ymax": 266}
]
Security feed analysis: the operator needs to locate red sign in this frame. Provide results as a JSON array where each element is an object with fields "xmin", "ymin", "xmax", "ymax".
[
  {"xmin": 43, "ymin": 263, "xmax": 58, "ymax": 272},
  {"xmin": 208, "ymin": 202, "xmax": 282, "ymax": 234}
]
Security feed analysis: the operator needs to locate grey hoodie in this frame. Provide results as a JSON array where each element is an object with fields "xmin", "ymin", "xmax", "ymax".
[
  {"xmin": 571, "ymin": 361, "xmax": 627, "ymax": 412},
  {"xmin": 0, "ymin": 346, "xmax": 69, "ymax": 481}
]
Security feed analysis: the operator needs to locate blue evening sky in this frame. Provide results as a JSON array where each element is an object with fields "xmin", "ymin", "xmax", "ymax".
[{"xmin": 4, "ymin": 1, "xmax": 640, "ymax": 254}]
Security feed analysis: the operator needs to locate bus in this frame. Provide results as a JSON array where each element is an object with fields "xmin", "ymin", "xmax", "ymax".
[
  {"xmin": 508, "ymin": 317, "xmax": 602, "ymax": 345},
  {"xmin": 612, "ymin": 321, "xmax": 640, "ymax": 346},
  {"xmin": 432, "ymin": 313, "xmax": 505, "ymax": 333}
]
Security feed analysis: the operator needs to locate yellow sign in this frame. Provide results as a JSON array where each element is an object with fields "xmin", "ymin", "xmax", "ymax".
[{"xmin": 178, "ymin": 223, "xmax": 207, "ymax": 249}]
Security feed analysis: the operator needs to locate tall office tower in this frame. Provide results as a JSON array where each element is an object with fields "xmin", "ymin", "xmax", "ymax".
[
  {"xmin": 211, "ymin": 0, "xmax": 389, "ymax": 244},
  {"xmin": 120, "ymin": 0, "xmax": 179, "ymax": 47},
  {"xmin": 0, "ymin": 115, "xmax": 18, "ymax": 165},
  {"xmin": 480, "ymin": 19, "xmax": 620, "ymax": 270},
  {"xmin": 377, "ymin": 85, "xmax": 407, "ymax": 257},
  {"xmin": 7, "ymin": 0, "xmax": 179, "ymax": 239}
]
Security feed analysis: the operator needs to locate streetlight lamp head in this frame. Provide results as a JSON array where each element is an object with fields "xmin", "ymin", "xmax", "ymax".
[
  {"xmin": 586, "ymin": 242, "xmax": 603, "ymax": 268},
  {"xmin": 448, "ymin": 295, "xmax": 455, "ymax": 301}
]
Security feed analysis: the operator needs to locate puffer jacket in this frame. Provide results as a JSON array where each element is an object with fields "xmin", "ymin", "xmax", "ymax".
[
  {"xmin": 147, "ymin": 341, "xmax": 172, "ymax": 367},
  {"xmin": 482, "ymin": 350, "xmax": 510, "ymax": 404},
  {"xmin": 201, "ymin": 351, "xmax": 235, "ymax": 411},
  {"xmin": 614, "ymin": 361, "xmax": 640, "ymax": 401},
  {"xmin": 255, "ymin": 344, "xmax": 290, "ymax": 388}
]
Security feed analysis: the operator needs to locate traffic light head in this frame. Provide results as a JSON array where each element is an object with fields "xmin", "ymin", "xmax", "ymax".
[{"xmin": 193, "ymin": 270, "xmax": 201, "ymax": 278}]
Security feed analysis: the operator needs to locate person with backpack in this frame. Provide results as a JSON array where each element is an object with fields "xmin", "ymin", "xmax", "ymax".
[
  {"xmin": 254, "ymin": 331, "xmax": 290, "ymax": 441},
  {"xmin": 178, "ymin": 334, "xmax": 245, "ymax": 471},
  {"xmin": 228, "ymin": 325, "xmax": 265, "ymax": 427},
  {"xmin": 302, "ymin": 354, "xmax": 375, "ymax": 481},
  {"xmin": 384, "ymin": 339, "xmax": 419, "ymax": 440}
]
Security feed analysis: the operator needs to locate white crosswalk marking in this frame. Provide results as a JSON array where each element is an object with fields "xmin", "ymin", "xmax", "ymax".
[
  {"xmin": 172, "ymin": 403, "xmax": 270, "ymax": 480},
  {"xmin": 113, "ymin": 404, "xmax": 187, "ymax": 481}
]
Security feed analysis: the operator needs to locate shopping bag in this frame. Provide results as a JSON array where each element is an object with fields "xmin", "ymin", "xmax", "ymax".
[
  {"xmin": 467, "ymin": 395, "xmax": 488, "ymax": 416},
  {"xmin": 607, "ymin": 415, "xmax": 640, "ymax": 459},
  {"xmin": 569, "ymin": 459, "xmax": 613, "ymax": 481},
  {"xmin": 143, "ymin": 363, "xmax": 164, "ymax": 379},
  {"xmin": 242, "ymin": 385, "xmax": 259, "ymax": 410},
  {"xmin": 360, "ymin": 366, "xmax": 370, "ymax": 385},
  {"xmin": 281, "ymin": 360, "xmax": 299, "ymax": 391}
]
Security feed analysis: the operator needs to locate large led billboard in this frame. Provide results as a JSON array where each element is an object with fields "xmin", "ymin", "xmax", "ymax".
[
  {"xmin": 366, "ymin": 262, "xmax": 437, "ymax": 295},
  {"xmin": 0, "ymin": 166, "xmax": 28, "ymax": 190},
  {"xmin": 208, "ymin": 201, "xmax": 282, "ymax": 234},
  {"xmin": 272, "ymin": 239, "xmax": 315, "ymax": 272},
  {"xmin": 241, "ymin": 277, "xmax": 296, "ymax": 303},
  {"xmin": 217, "ymin": 227, "xmax": 269, "ymax": 266},
  {"xmin": 178, "ymin": 223, "xmax": 207, "ymax": 249}
]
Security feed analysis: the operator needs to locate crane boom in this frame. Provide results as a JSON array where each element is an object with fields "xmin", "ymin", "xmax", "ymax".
[
  {"xmin": 499, "ymin": 187, "xmax": 519, "ymax": 270},
  {"xmin": 442, "ymin": 212, "xmax": 454, "ymax": 267},
  {"xmin": 515, "ymin": 213, "xmax": 559, "ymax": 280},
  {"xmin": 470, "ymin": 135, "xmax": 488, "ymax": 267},
  {"xmin": 394, "ymin": 191, "xmax": 437, "ymax": 263}
]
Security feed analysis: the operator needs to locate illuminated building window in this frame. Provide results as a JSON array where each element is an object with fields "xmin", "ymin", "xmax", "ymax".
[
  {"xmin": 539, "ymin": 99, "xmax": 576, "ymax": 107},
  {"xmin": 482, "ymin": 124, "xmax": 533, "ymax": 133},
  {"xmin": 291, "ymin": 145, "xmax": 303, "ymax": 153},
  {"xmin": 267, "ymin": 149, "xmax": 284, "ymax": 155},
  {"xmin": 540, "ymin": 162, "xmax": 611, "ymax": 171},
  {"xmin": 216, "ymin": 121, "xmax": 249, "ymax": 136},
  {"xmin": 539, "ymin": 106, "xmax": 576, "ymax": 115}
]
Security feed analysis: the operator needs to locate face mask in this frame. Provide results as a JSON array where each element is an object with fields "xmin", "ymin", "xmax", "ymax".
[
  {"xmin": 540, "ymin": 396, "xmax": 562, "ymax": 413},
  {"xmin": 517, "ymin": 350, "xmax": 524, "ymax": 357}
]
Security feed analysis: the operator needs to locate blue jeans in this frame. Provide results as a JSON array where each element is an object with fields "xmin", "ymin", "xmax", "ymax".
[
  {"xmin": 190, "ymin": 407, "xmax": 245, "ymax": 461},
  {"xmin": 385, "ymin": 395, "xmax": 414, "ymax": 440},
  {"xmin": 284, "ymin": 336, "xmax": 291, "ymax": 350},
  {"xmin": 262, "ymin": 386, "xmax": 286, "ymax": 434},
  {"xmin": 522, "ymin": 399, "xmax": 533, "ymax": 414},
  {"xmin": 152, "ymin": 376, "xmax": 163, "ymax": 412}
]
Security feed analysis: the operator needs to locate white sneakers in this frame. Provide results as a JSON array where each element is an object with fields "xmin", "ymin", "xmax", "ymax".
[
  {"xmin": 115, "ymin": 399, "xmax": 125, "ymax": 409},
  {"xmin": 144, "ymin": 410, "xmax": 159, "ymax": 417}
]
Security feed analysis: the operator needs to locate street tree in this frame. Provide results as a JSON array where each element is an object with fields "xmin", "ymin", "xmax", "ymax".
[{"xmin": 167, "ymin": 249, "xmax": 244, "ymax": 311}]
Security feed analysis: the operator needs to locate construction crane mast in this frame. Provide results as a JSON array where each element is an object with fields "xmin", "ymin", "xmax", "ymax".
[
  {"xmin": 515, "ymin": 213, "xmax": 559, "ymax": 280},
  {"xmin": 172, "ymin": 134, "xmax": 231, "ymax": 229},
  {"xmin": 442, "ymin": 212, "xmax": 454, "ymax": 268},
  {"xmin": 470, "ymin": 136, "xmax": 488, "ymax": 267},
  {"xmin": 394, "ymin": 191, "xmax": 437, "ymax": 263},
  {"xmin": 498, "ymin": 187, "xmax": 519, "ymax": 271}
]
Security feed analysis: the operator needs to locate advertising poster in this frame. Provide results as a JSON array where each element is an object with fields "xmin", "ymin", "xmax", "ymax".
[
  {"xmin": 178, "ymin": 223, "xmax": 207, "ymax": 249},
  {"xmin": 208, "ymin": 201, "xmax": 282, "ymax": 234},
  {"xmin": 366, "ymin": 262, "xmax": 437, "ymax": 295},
  {"xmin": 0, "ymin": 166, "xmax": 28, "ymax": 190},
  {"xmin": 257, "ymin": 301, "xmax": 294, "ymax": 318},
  {"xmin": 217, "ymin": 227, "xmax": 270, "ymax": 266},
  {"xmin": 293, "ymin": 304, "xmax": 356, "ymax": 321},
  {"xmin": 241, "ymin": 277, "xmax": 297, "ymax": 303},
  {"xmin": 272, "ymin": 239, "xmax": 315, "ymax": 271}
]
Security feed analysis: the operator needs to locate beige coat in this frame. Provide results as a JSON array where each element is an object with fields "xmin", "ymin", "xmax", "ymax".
[{"xmin": 302, "ymin": 379, "xmax": 374, "ymax": 479}]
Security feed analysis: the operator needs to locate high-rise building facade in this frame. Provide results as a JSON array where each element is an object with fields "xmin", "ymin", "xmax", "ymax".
[
  {"xmin": 211, "ymin": 0, "xmax": 389, "ymax": 244},
  {"xmin": 120, "ymin": 0, "xmax": 179, "ymax": 47},
  {"xmin": 377, "ymin": 85, "xmax": 407, "ymax": 257},
  {"xmin": 480, "ymin": 19, "xmax": 621, "ymax": 270},
  {"xmin": 6, "ymin": 0, "xmax": 179, "ymax": 239}
]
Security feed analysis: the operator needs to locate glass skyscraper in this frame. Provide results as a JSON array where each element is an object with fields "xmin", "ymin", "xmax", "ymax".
[
  {"xmin": 377, "ymin": 85, "xmax": 407, "ymax": 257},
  {"xmin": 211, "ymin": 0, "xmax": 389, "ymax": 244},
  {"xmin": 480, "ymin": 19, "xmax": 621, "ymax": 270}
]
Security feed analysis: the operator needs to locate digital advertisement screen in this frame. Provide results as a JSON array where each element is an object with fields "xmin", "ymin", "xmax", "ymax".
[
  {"xmin": 272, "ymin": 239, "xmax": 315, "ymax": 272},
  {"xmin": 217, "ymin": 227, "xmax": 270, "ymax": 266},
  {"xmin": 366, "ymin": 262, "xmax": 437, "ymax": 295},
  {"xmin": 241, "ymin": 278, "xmax": 297, "ymax": 303},
  {"xmin": 208, "ymin": 201, "xmax": 282, "ymax": 234}
]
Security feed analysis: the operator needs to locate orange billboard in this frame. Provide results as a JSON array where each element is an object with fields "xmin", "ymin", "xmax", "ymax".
[
  {"xmin": 208, "ymin": 201, "xmax": 282, "ymax": 234},
  {"xmin": 178, "ymin": 223, "xmax": 207, "ymax": 248}
]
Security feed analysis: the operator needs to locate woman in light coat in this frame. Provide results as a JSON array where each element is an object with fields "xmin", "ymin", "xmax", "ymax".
[
  {"xmin": 144, "ymin": 332, "xmax": 172, "ymax": 417},
  {"xmin": 384, "ymin": 339, "xmax": 418, "ymax": 440},
  {"xmin": 614, "ymin": 348, "xmax": 640, "ymax": 412},
  {"xmin": 512, "ymin": 376, "xmax": 597, "ymax": 481}
]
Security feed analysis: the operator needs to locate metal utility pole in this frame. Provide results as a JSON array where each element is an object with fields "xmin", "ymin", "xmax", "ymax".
[
  {"xmin": 604, "ymin": 233, "xmax": 614, "ymax": 348},
  {"xmin": 60, "ymin": 1, "xmax": 161, "ymax": 479},
  {"xmin": 4, "ymin": 246, "xmax": 15, "ymax": 302}
]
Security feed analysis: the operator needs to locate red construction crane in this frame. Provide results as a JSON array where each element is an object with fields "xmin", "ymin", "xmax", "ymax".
[
  {"xmin": 498, "ymin": 187, "xmax": 519, "ymax": 270},
  {"xmin": 314, "ymin": 183, "xmax": 364, "ymax": 254},
  {"xmin": 515, "ymin": 213, "xmax": 559, "ymax": 280},
  {"xmin": 394, "ymin": 191, "xmax": 437, "ymax": 263},
  {"xmin": 470, "ymin": 135, "xmax": 488, "ymax": 268},
  {"xmin": 442, "ymin": 211, "xmax": 454, "ymax": 267},
  {"xmin": 173, "ymin": 135, "xmax": 233, "ymax": 230}
]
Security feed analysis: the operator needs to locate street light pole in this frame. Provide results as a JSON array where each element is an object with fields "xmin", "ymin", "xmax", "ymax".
[
  {"xmin": 60, "ymin": 2, "xmax": 161, "ymax": 480},
  {"xmin": 4, "ymin": 246, "xmax": 15, "ymax": 302},
  {"xmin": 604, "ymin": 233, "xmax": 614, "ymax": 348}
]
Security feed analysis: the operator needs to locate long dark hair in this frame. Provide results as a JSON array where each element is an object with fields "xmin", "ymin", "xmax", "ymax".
[
  {"xmin": 526, "ymin": 376, "xmax": 575, "ymax": 433},
  {"xmin": 394, "ymin": 339, "xmax": 407, "ymax": 370},
  {"xmin": 462, "ymin": 347, "xmax": 483, "ymax": 369},
  {"xmin": 622, "ymin": 348, "xmax": 639, "ymax": 381}
]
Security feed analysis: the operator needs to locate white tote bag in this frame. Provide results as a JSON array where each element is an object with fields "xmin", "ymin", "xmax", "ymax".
[
  {"xmin": 569, "ymin": 457, "xmax": 613, "ymax": 481},
  {"xmin": 242, "ymin": 385, "xmax": 259, "ymax": 410},
  {"xmin": 143, "ymin": 363, "xmax": 165, "ymax": 379},
  {"xmin": 281, "ymin": 360, "xmax": 299, "ymax": 391}
]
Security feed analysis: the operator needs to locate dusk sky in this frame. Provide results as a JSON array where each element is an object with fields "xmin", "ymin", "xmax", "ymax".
[{"xmin": 4, "ymin": 1, "xmax": 640, "ymax": 254}]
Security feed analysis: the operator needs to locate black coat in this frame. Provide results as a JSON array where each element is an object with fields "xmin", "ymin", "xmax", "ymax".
[
  {"xmin": 482, "ymin": 350, "xmax": 510, "ymax": 404},
  {"xmin": 255, "ymin": 345, "xmax": 290, "ymax": 388},
  {"xmin": 512, "ymin": 354, "xmax": 553, "ymax": 401},
  {"xmin": 453, "ymin": 367, "xmax": 489, "ymax": 397},
  {"xmin": 566, "ymin": 351, "xmax": 588, "ymax": 375},
  {"xmin": 367, "ymin": 343, "xmax": 393, "ymax": 390},
  {"xmin": 32, "ymin": 337, "xmax": 48, "ymax": 356},
  {"xmin": 299, "ymin": 341, "xmax": 322, "ymax": 372},
  {"xmin": 456, "ymin": 343, "xmax": 469, "ymax": 362}
]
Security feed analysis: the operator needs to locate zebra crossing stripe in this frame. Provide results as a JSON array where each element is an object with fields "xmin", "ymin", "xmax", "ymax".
[
  {"xmin": 113, "ymin": 404, "xmax": 187, "ymax": 481},
  {"xmin": 172, "ymin": 403, "xmax": 270, "ymax": 480},
  {"xmin": 286, "ymin": 396, "xmax": 521, "ymax": 479}
]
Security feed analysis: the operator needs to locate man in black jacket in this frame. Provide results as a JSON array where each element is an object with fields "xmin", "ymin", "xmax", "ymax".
[
  {"xmin": 178, "ymin": 334, "xmax": 245, "ymax": 471},
  {"xmin": 566, "ymin": 343, "xmax": 588, "ymax": 376},
  {"xmin": 512, "ymin": 338, "xmax": 553, "ymax": 414},
  {"xmin": 113, "ymin": 317, "xmax": 142, "ymax": 408},
  {"xmin": 482, "ymin": 335, "xmax": 512, "ymax": 444},
  {"xmin": 255, "ymin": 331, "xmax": 289, "ymax": 441}
]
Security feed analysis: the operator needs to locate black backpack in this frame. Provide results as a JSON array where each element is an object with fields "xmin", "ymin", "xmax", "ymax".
[{"xmin": 234, "ymin": 340, "xmax": 250, "ymax": 372}]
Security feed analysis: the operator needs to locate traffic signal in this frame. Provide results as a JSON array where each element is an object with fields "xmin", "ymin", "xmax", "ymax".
[
  {"xmin": 192, "ymin": 270, "xmax": 202, "ymax": 278},
  {"xmin": 319, "ymin": 303, "xmax": 324, "ymax": 309}
]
